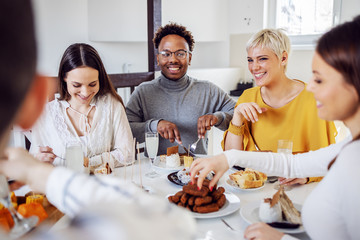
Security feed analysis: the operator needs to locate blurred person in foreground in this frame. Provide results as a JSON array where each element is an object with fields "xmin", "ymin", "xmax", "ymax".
[
  {"xmin": 0, "ymin": 1, "xmax": 195, "ymax": 239},
  {"xmin": 191, "ymin": 16, "xmax": 360, "ymax": 240}
]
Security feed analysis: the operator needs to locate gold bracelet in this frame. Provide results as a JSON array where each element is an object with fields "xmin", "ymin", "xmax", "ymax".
[{"xmin": 228, "ymin": 122, "xmax": 245, "ymax": 136}]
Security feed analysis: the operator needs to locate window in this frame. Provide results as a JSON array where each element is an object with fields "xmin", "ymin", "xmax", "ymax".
[{"xmin": 265, "ymin": 0, "xmax": 342, "ymax": 49}]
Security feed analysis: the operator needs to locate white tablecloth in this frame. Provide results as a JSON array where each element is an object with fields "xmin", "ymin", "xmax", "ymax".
[{"xmin": 111, "ymin": 156, "xmax": 314, "ymax": 240}]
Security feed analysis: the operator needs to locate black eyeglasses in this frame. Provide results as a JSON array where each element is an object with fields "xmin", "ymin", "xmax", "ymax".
[{"xmin": 158, "ymin": 50, "xmax": 191, "ymax": 60}]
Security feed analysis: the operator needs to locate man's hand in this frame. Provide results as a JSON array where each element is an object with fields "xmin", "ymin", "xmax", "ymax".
[
  {"xmin": 157, "ymin": 120, "xmax": 181, "ymax": 144},
  {"xmin": 197, "ymin": 115, "xmax": 218, "ymax": 138}
]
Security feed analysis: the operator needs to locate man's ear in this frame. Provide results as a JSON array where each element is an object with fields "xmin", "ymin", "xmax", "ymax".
[
  {"xmin": 15, "ymin": 75, "xmax": 51, "ymax": 129},
  {"xmin": 156, "ymin": 54, "xmax": 160, "ymax": 66},
  {"xmin": 188, "ymin": 52, "xmax": 192, "ymax": 66}
]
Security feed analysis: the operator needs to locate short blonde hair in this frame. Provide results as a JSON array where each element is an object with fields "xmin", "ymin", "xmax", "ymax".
[{"xmin": 246, "ymin": 29, "xmax": 291, "ymax": 71}]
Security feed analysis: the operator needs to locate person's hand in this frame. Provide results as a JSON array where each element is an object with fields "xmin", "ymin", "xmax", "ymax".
[
  {"xmin": 0, "ymin": 147, "xmax": 53, "ymax": 193},
  {"xmin": 278, "ymin": 177, "xmax": 307, "ymax": 185},
  {"xmin": 233, "ymin": 102, "xmax": 267, "ymax": 125},
  {"xmin": 197, "ymin": 114, "xmax": 218, "ymax": 138},
  {"xmin": 84, "ymin": 157, "xmax": 89, "ymax": 168},
  {"xmin": 190, "ymin": 153, "xmax": 229, "ymax": 190},
  {"xmin": 157, "ymin": 120, "xmax": 181, "ymax": 144},
  {"xmin": 244, "ymin": 222, "xmax": 284, "ymax": 240},
  {"xmin": 35, "ymin": 146, "xmax": 57, "ymax": 164}
]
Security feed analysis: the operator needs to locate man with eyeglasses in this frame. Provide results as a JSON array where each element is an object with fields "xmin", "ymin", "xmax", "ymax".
[{"xmin": 126, "ymin": 23, "xmax": 236, "ymax": 155}]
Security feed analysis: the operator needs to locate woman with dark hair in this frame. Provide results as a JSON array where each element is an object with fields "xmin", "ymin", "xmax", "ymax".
[
  {"xmin": 0, "ymin": 3, "xmax": 194, "ymax": 238},
  {"xmin": 30, "ymin": 43, "xmax": 133, "ymax": 170},
  {"xmin": 191, "ymin": 16, "xmax": 360, "ymax": 240}
]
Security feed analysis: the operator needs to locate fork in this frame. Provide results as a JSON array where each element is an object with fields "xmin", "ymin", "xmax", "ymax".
[
  {"xmin": 189, "ymin": 137, "xmax": 201, "ymax": 153},
  {"xmin": 175, "ymin": 139, "xmax": 195, "ymax": 157}
]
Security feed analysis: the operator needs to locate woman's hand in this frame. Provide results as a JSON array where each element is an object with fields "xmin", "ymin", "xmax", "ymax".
[
  {"xmin": 244, "ymin": 222, "xmax": 284, "ymax": 240},
  {"xmin": 0, "ymin": 147, "xmax": 53, "ymax": 193},
  {"xmin": 278, "ymin": 177, "xmax": 307, "ymax": 185},
  {"xmin": 35, "ymin": 146, "xmax": 57, "ymax": 163},
  {"xmin": 233, "ymin": 102, "xmax": 267, "ymax": 125},
  {"xmin": 190, "ymin": 154, "xmax": 229, "ymax": 190}
]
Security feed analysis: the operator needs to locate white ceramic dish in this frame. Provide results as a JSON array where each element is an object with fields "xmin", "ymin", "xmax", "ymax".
[
  {"xmin": 167, "ymin": 191, "xmax": 240, "ymax": 219},
  {"xmin": 225, "ymin": 179, "xmax": 265, "ymax": 192},
  {"xmin": 240, "ymin": 200, "xmax": 305, "ymax": 234},
  {"xmin": 192, "ymin": 192, "xmax": 241, "ymax": 219},
  {"xmin": 152, "ymin": 156, "xmax": 184, "ymax": 171}
]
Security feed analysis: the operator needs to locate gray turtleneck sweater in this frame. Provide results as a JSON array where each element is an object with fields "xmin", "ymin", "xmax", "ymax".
[{"xmin": 125, "ymin": 74, "xmax": 236, "ymax": 155}]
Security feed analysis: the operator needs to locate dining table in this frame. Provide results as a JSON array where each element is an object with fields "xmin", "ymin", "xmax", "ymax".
[
  {"xmin": 101, "ymin": 155, "xmax": 313, "ymax": 240},
  {"xmin": 17, "ymin": 155, "xmax": 315, "ymax": 240}
]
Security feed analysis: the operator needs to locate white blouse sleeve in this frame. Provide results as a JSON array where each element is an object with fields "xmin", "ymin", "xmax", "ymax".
[
  {"xmin": 89, "ymin": 98, "xmax": 134, "ymax": 169},
  {"xmin": 223, "ymin": 136, "xmax": 351, "ymax": 178}
]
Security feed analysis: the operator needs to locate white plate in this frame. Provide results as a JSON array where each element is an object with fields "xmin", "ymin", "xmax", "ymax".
[
  {"xmin": 192, "ymin": 192, "xmax": 241, "ymax": 219},
  {"xmin": 240, "ymin": 201, "xmax": 305, "ymax": 234},
  {"xmin": 225, "ymin": 179, "xmax": 265, "ymax": 191},
  {"xmin": 152, "ymin": 156, "xmax": 184, "ymax": 171}
]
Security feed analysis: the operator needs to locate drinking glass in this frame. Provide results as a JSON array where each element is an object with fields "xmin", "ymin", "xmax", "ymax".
[
  {"xmin": 0, "ymin": 175, "xmax": 38, "ymax": 238},
  {"xmin": 65, "ymin": 142, "xmax": 87, "ymax": 173},
  {"xmin": 274, "ymin": 140, "xmax": 293, "ymax": 191},
  {"xmin": 145, "ymin": 132, "xmax": 159, "ymax": 178},
  {"xmin": 277, "ymin": 140, "xmax": 293, "ymax": 154}
]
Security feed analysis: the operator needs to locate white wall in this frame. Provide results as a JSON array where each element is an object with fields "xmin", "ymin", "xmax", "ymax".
[
  {"xmin": 228, "ymin": 0, "xmax": 360, "ymax": 83},
  {"xmin": 32, "ymin": 0, "xmax": 230, "ymax": 77}
]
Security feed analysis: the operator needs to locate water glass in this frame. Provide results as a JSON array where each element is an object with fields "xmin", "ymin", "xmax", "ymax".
[
  {"xmin": 145, "ymin": 132, "xmax": 159, "ymax": 178},
  {"xmin": 274, "ymin": 140, "xmax": 293, "ymax": 191},
  {"xmin": 65, "ymin": 142, "xmax": 86, "ymax": 173},
  {"xmin": 277, "ymin": 139, "xmax": 293, "ymax": 154}
]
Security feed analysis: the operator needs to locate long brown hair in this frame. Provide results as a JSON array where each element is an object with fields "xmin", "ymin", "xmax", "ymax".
[
  {"xmin": 58, "ymin": 43, "xmax": 124, "ymax": 106},
  {"xmin": 316, "ymin": 16, "xmax": 360, "ymax": 101},
  {"xmin": 319, "ymin": 16, "xmax": 360, "ymax": 169}
]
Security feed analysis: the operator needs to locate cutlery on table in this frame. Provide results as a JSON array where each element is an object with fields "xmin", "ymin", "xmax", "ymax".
[
  {"xmin": 175, "ymin": 140, "xmax": 195, "ymax": 157},
  {"xmin": 221, "ymin": 218, "xmax": 235, "ymax": 231},
  {"xmin": 189, "ymin": 137, "xmax": 201, "ymax": 153}
]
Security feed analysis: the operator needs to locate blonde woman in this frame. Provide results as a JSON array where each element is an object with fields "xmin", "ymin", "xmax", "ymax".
[
  {"xmin": 223, "ymin": 29, "xmax": 337, "ymax": 185},
  {"xmin": 192, "ymin": 16, "xmax": 360, "ymax": 239}
]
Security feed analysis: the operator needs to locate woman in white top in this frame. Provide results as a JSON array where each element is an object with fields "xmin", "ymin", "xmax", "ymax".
[
  {"xmin": 190, "ymin": 16, "xmax": 360, "ymax": 240},
  {"xmin": 30, "ymin": 43, "xmax": 133, "ymax": 169}
]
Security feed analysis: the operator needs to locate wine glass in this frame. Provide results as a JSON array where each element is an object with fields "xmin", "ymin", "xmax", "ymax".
[
  {"xmin": 145, "ymin": 132, "xmax": 159, "ymax": 178},
  {"xmin": 0, "ymin": 175, "xmax": 38, "ymax": 238},
  {"xmin": 274, "ymin": 140, "xmax": 293, "ymax": 191}
]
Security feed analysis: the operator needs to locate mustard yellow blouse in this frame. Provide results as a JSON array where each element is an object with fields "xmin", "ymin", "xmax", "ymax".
[{"xmin": 222, "ymin": 83, "xmax": 337, "ymax": 183}]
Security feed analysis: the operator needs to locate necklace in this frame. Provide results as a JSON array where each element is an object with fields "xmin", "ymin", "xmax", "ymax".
[{"xmin": 68, "ymin": 105, "xmax": 94, "ymax": 135}]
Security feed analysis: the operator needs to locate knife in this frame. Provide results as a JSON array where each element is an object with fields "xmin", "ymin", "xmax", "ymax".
[{"xmin": 175, "ymin": 139, "xmax": 195, "ymax": 157}]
